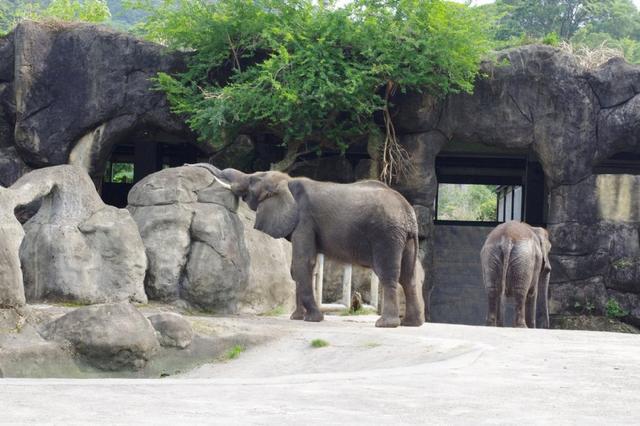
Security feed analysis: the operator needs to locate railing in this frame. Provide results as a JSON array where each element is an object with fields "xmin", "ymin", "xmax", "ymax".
[{"xmin": 312, "ymin": 253, "xmax": 379, "ymax": 311}]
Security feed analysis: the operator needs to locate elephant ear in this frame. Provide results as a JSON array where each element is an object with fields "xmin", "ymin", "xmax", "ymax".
[
  {"xmin": 534, "ymin": 227, "xmax": 552, "ymax": 272},
  {"xmin": 254, "ymin": 180, "xmax": 299, "ymax": 239}
]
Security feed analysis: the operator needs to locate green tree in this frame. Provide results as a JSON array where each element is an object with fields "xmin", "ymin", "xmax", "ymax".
[
  {"xmin": 134, "ymin": 0, "xmax": 491, "ymax": 177},
  {"xmin": 436, "ymin": 184, "xmax": 497, "ymax": 221},
  {"xmin": 487, "ymin": 0, "xmax": 640, "ymax": 64},
  {"xmin": 491, "ymin": 0, "xmax": 600, "ymax": 41},
  {"xmin": 1, "ymin": 0, "xmax": 111, "ymax": 35}
]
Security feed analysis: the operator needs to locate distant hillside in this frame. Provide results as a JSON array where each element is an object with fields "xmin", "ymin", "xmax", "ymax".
[
  {"xmin": 106, "ymin": 0, "xmax": 150, "ymax": 27},
  {"xmin": 1, "ymin": 0, "xmax": 151, "ymax": 32}
]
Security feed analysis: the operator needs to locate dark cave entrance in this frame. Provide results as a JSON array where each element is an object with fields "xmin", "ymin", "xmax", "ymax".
[{"xmin": 101, "ymin": 129, "xmax": 209, "ymax": 208}]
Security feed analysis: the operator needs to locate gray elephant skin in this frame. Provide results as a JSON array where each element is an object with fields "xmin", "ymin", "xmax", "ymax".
[
  {"xmin": 190, "ymin": 163, "xmax": 424, "ymax": 328},
  {"xmin": 480, "ymin": 222, "xmax": 552, "ymax": 328}
]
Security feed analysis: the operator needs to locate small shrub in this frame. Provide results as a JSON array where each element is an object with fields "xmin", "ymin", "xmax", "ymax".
[
  {"xmin": 606, "ymin": 299, "xmax": 628, "ymax": 319},
  {"xmin": 612, "ymin": 258, "xmax": 634, "ymax": 270},
  {"xmin": 310, "ymin": 339, "xmax": 329, "ymax": 348},
  {"xmin": 543, "ymin": 32, "xmax": 560, "ymax": 46},
  {"xmin": 226, "ymin": 345, "xmax": 245, "ymax": 360}
]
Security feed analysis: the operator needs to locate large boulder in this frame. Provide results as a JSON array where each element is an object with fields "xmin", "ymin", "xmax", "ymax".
[
  {"xmin": 148, "ymin": 313, "xmax": 193, "ymax": 349},
  {"xmin": 12, "ymin": 21, "xmax": 190, "ymax": 169},
  {"xmin": 0, "ymin": 188, "xmax": 26, "ymax": 308},
  {"xmin": 13, "ymin": 165, "xmax": 147, "ymax": 304},
  {"xmin": 40, "ymin": 303, "xmax": 159, "ymax": 371},
  {"xmin": 128, "ymin": 166, "xmax": 295, "ymax": 314}
]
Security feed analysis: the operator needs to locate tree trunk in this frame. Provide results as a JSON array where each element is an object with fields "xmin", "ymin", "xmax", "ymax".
[{"xmin": 269, "ymin": 140, "xmax": 304, "ymax": 172}]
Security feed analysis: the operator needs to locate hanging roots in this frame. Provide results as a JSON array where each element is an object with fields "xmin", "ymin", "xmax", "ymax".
[{"xmin": 380, "ymin": 81, "xmax": 414, "ymax": 184}]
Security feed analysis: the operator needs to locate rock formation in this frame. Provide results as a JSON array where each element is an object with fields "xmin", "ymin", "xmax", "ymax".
[
  {"xmin": 148, "ymin": 312, "xmax": 193, "ymax": 349},
  {"xmin": 127, "ymin": 166, "xmax": 295, "ymax": 314},
  {"xmin": 0, "ymin": 187, "xmax": 27, "ymax": 308},
  {"xmin": 41, "ymin": 303, "xmax": 160, "ymax": 370},
  {"xmin": 0, "ymin": 165, "xmax": 147, "ymax": 306},
  {"xmin": 0, "ymin": 20, "xmax": 201, "ymax": 186}
]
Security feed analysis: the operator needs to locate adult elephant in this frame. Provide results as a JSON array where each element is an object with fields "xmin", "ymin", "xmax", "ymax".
[
  {"xmin": 480, "ymin": 221, "xmax": 551, "ymax": 328},
  {"xmin": 189, "ymin": 163, "xmax": 424, "ymax": 328}
]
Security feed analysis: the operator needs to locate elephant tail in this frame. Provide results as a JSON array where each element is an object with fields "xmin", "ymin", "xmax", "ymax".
[
  {"xmin": 500, "ymin": 238, "xmax": 513, "ymax": 297},
  {"xmin": 411, "ymin": 231, "xmax": 419, "ymax": 281}
]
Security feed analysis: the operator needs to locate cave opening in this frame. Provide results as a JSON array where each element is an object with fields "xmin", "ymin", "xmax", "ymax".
[{"xmin": 101, "ymin": 127, "xmax": 209, "ymax": 208}]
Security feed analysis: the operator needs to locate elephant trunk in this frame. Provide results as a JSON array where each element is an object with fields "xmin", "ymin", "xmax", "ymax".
[{"xmin": 185, "ymin": 163, "xmax": 232, "ymax": 190}]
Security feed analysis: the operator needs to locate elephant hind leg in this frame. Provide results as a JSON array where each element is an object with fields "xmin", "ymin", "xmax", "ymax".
[
  {"xmin": 372, "ymin": 247, "xmax": 402, "ymax": 328},
  {"xmin": 482, "ymin": 251, "xmax": 503, "ymax": 327},
  {"xmin": 376, "ymin": 283, "xmax": 401, "ymax": 328},
  {"xmin": 290, "ymin": 282, "xmax": 306, "ymax": 320},
  {"xmin": 525, "ymin": 289, "xmax": 537, "ymax": 328},
  {"xmin": 399, "ymin": 237, "xmax": 424, "ymax": 327},
  {"xmin": 486, "ymin": 286, "xmax": 503, "ymax": 327}
]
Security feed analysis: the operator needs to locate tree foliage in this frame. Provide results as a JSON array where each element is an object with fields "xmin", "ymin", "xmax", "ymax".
[
  {"xmin": 485, "ymin": 0, "xmax": 640, "ymax": 63},
  {"xmin": 133, "ymin": 0, "xmax": 491, "ymax": 173},
  {"xmin": 437, "ymin": 184, "xmax": 497, "ymax": 222},
  {"xmin": 1, "ymin": 0, "xmax": 112, "ymax": 34}
]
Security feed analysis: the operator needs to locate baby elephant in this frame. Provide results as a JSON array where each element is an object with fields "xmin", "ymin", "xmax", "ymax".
[{"xmin": 480, "ymin": 222, "xmax": 551, "ymax": 328}]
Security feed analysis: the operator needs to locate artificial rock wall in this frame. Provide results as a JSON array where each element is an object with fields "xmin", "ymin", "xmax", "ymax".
[{"xmin": 393, "ymin": 46, "xmax": 640, "ymax": 325}]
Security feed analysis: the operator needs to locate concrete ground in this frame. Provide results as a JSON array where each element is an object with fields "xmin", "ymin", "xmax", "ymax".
[{"xmin": 2, "ymin": 314, "xmax": 640, "ymax": 425}]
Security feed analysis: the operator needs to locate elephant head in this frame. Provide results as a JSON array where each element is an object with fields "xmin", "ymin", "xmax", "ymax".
[
  {"xmin": 189, "ymin": 164, "xmax": 299, "ymax": 239},
  {"xmin": 533, "ymin": 226, "xmax": 552, "ymax": 328}
]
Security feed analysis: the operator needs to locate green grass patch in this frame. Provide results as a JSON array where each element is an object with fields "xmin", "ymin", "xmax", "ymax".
[
  {"xmin": 259, "ymin": 306, "xmax": 286, "ymax": 316},
  {"xmin": 340, "ymin": 307, "xmax": 377, "ymax": 316},
  {"xmin": 363, "ymin": 342, "xmax": 381, "ymax": 348},
  {"xmin": 310, "ymin": 339, "xmax": 329, "ymax": 348},
  {"xmin": 226, "ymin": 345, "xmax": 245, "ymax": 360}
]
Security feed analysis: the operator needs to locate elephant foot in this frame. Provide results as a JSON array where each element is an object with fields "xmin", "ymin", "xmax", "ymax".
[
  {"xmin": 375, "ymin": 316, "xmax": 401, "ymax": 328},
  {"xmin": 290, "ymin": 309, "xmax": 305, "ymax": 320},
  {"xmin": 514, "ymin": 323, "xmax": 528, "ymax": 328},
  {"xmin": 401, "ymin": 316, "xmax": 424, "ymax": 327},
  {"xmin": 303, "ymin": 310, "xmax": 324, "ymax": 322}
]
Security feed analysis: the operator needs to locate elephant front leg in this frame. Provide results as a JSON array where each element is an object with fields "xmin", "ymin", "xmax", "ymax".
[
  {"xmin": 290, "ymin": 282, "xmax": 306, "ymax": 320},
  {"xmin": 290, "ymin": 230, "xmax": 323, "ymax": 322},
  {"xmin": 375, "ymin": 282, "xmax": 401, "ymax": 328}
]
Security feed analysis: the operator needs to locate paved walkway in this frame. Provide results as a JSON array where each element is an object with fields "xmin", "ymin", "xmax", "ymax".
[{"xmin": 2, "ymin": 315, "xmax": 640, "ymax": 424}]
